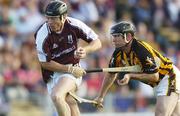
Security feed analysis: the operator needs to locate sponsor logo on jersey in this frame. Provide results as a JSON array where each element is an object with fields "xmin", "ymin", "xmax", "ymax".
[{"xmin": 51, "ymin": 45, "xmax": 76, "ymax": 59}]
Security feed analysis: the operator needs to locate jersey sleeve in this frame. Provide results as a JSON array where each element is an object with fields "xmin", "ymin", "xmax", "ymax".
[
  {"xmin": 68, "ymin": 17, "xmax": 98, "ymax": 43},
  {"xmin": 34, "ymin": 23, "xmax": 51, "ymax": 62},
  {"xmin": 135, "ymin": 41, "xmax": 158, "ymax": 74}
]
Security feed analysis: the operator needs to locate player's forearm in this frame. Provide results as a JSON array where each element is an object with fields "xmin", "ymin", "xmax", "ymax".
[
  {"xmin": 128, "ymin": 72, "xmax": 159, "ymax": 83},
  {"xmin": 84, "ymin": 39, "xmax": 101, "ymax": 53},
  {"xmin": 40, "ymin": 60, "xmax": 69, "ymax": 72},
  {"xmin": 99, "ymin": 73, "xmax": 117, "ymax": 98}
]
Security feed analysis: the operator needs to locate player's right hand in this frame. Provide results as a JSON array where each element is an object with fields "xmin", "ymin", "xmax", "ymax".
[
  {"xmin": 74, "ymin": 47, "xmax": 87, "ymax": 59},
  {"xmin": 68, "ymin": 66, "xmax": 86, "ymax": 78},
  {"xmin": 94, "ymin": 97, "xmax": 104, "ymax": 109},
  {"xmin": 117, "ymin": 74, "xmax": 130, "ymax": 85}
]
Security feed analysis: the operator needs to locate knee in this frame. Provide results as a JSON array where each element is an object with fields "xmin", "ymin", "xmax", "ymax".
[
  {"xmin": 155, "ymin": 107, "xmax": 169, "ymax": 116},
  {"xmin": 51, "ymin": 91, "xmax": 66, "ymax": 103},
  {"xmin": 66, "ymin": 95, "xmax": 77, "ymax": 104},
  {"xmin": 155, "ymin": 110, "xmax": 164, "ymax": 116}
]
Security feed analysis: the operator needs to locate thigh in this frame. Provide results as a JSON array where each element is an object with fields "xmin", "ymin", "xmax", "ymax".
[
  {"xmin": 172, "ymin": 65, "xmax": 180, "ymax": 93},
  {"xmin": 155, "ymin": 92, "xmax": 179, "ymax": 116},
  {"xmin": 172, "ymin": 94, "xmax": 180, "ymax": 116},
  {"xmin": 47, "ymin": 73, "xmax": 82, "ymax": 95},
  {"xmin": 51, "ymin": 76, "xmax": 77, "ymax": 96}
]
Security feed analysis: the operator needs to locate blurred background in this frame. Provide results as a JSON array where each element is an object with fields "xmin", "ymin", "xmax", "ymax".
[{"xmin": 0, "ymin": 0, "xmax": 180, "ymax": 116}]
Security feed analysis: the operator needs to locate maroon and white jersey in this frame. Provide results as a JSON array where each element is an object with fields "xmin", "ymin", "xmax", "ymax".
[{"xmin": 34, "ymin": 17, "xmax": 98, "ymax": 83}]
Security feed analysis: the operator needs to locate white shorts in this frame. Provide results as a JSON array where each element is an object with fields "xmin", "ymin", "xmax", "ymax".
[
  {"xmin": 46, "ymin": 64, "xmax": 82, "ymax": 95},
  {"xmin": 154, "ymin": 65, "xmax": 180, "ymax": 96}
]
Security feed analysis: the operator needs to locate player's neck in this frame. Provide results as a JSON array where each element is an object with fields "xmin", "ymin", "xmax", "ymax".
[
  {"xmin": 56, "ymin": 25, "xmax": 64, "ymax": 33},
  {"xmin": 124, "ymin": 42, "xmax": 132, "ymax": 54},
  {"xmin": 54, "ymin": 21, "xmax": 65, "ymax": 33}
]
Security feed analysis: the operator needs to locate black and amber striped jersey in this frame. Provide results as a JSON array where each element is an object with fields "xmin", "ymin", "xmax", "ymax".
[{"xmin": 109, "ymin": 39, "xmax": 174, "ymax": 86}]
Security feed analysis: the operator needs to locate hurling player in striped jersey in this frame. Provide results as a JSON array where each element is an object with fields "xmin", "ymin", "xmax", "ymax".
[{"xmin": 96, "ymin": 21, "xmax": 180, "ymax": 116}]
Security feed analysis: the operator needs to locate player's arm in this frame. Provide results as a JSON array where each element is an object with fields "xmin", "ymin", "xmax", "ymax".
[
  {"xmin": 133, "ymin": 42, "xmax": 159, "ymax": 83},
  {"xmin": 74, "ymin": 39, "xmax": 101, "ymax": 59},
  {"xmin": 83, "ymin": 39, "xmax": 101, "ymax": 54},
  {"xmin": 40, "ymin": 60, "xmax": 69, "ymax": 72},
  {"xmin": 118, "ymin": 72, "xmax": 159, "ymax": 86},
  {"xmin": 95, "ymin": 72, "xmax": 117, "ymax": 107},
  {"xmin": 73, "ymin": 18, "xmax": 102, "ymax": 59},
  {"xmin": 97, "ymin": 51, "xmax": 120, "ymax": 99},
  {"xmin": 128, "ymin": 72, "xmax": 159, "ymax": 83},
  {"xmin": 75, "ymin": 17, "xmax": 102, "ymax": 53},
  {"xmin": 98, "ymin": 73, "xmax": 117, "ymax": 98},
  {"xmin": 119, "ymin": 41, "xmax": 160, "ymax": 85},
  {"xmin": 40, "ymin": 60, "xmax": 86, "ymax": 78}
]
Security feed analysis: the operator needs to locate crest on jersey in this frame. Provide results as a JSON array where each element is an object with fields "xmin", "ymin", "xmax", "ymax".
[
  {"xmin": 53, "ymin": 43, "xmax": 58, "ymax": 49},
  {"xmin": 67, "ymin": 35, "xmax": 73, "ymax": 44},
  {"xmin": 145, "ymin": 56, "xmax": 154, "ymax": 66}
]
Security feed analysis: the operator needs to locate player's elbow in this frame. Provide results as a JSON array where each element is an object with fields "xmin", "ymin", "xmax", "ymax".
[
  {"xmin": 40, "ymin": 61, "xmax": 51, "ymax": 69},
  {"xmin": 95, "ymin": 39, "xmax": 102, "ymax": 50},
  {"xmin": 40, "ymin": 62, "xmax": 47, "ymax": 66},
  {"xmin": 99, "ymin": 40, "xmax": 102, "ymax": 49}
]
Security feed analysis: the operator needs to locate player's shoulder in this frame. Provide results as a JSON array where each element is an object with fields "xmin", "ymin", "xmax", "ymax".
[
  {"xmin": 132, "ymin": 39, "xmax": 156, "ymax": 60},
  {"xmin": 36, "ymin": 22, "xmax": 49, "ymax": 34},
  {"xmin": 67, "ymin": 17, "xmax": 85, "ymax": 25},
  {"xmin": 66, "ymin": 17, "xmax": 89, "ymax": 29},
  {"xmin": 35, "ymin": 22, "xmax": 50, "ymax": 43},
  {"xmin": 132, "ymin": 39, "xmax": 152, "ymax": 51}
]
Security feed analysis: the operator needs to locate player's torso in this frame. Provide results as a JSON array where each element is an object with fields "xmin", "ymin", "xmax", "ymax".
[
  {"xmin": 136, "ymin": 40, "xmax": 173, "ymax": 79},
  {"xmin": 45, "ymin": 25, "xmax": 79, "ymax": 64},
  {"xmin": 111, "ymin": 39, "xmax": 173, "ymax": 80},
  {"xmin": 37, "ymin": 17, "xmax": 96, "ymax": 64},
  {"xmin": 111, "ymin": 50, "xmax": 140, "ymax": 67}
]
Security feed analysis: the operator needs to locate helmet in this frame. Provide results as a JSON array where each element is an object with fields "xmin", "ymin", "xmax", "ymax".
[
  {"xmin": 110, "ymin": 21, "xmax": 136, "ymax": 35},
  {"xmin": 45, "ymin": 0, "xmax": 67, "ymax": 17}
]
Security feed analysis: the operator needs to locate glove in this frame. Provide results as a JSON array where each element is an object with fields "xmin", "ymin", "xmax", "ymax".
[{"xmin": 68, "ymin": 66, "xmax": 86, "ymax": 78}]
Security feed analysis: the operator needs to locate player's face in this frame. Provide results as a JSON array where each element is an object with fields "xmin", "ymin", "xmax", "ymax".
[
  {"xmin": 46, "ymin": 16, "xmax": 65, "ymax": 32},
  {"xmin": 111, "ymin": 33, "xmax": 126, "ymax": 48}
]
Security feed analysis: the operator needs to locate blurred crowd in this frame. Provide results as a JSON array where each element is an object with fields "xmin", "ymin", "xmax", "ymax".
[{"xmin": 0, "ymin": 0, "xmax": 180, "ymax": 115}]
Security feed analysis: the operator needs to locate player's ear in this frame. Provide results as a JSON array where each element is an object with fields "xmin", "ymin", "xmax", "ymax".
[{"xmin": 126, "ymin": 33, "xmax": 132, "ymax": 41}]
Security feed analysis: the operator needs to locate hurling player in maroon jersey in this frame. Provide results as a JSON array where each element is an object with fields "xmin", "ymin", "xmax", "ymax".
[{"xmin": 34, "ymin": 0, "xmax": 101, "ymax": 116}]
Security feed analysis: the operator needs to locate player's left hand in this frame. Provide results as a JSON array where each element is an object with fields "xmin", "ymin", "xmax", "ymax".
[
  {"xmin": 74, "ymin": 47, "xmax": 86, "ymax": 59},
  {"xmin": 94, "ymin": 97, "xmax": 104, "ymax": 109},
  {"xmin": 117, "ymin": 74, "xmax": 131, "ymax": 85}
]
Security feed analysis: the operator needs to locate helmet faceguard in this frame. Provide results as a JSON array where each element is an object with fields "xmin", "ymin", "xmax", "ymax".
[{"xmin": 45, "ymin": 0, "xmax": 68, "ymax": 17}]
